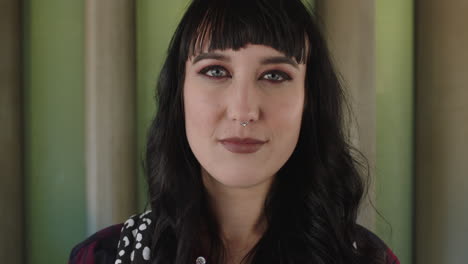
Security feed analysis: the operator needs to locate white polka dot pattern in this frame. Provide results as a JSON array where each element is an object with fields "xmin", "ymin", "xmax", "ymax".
[
  {"xmin": 124, "ymin": 218, "xmax": 134, "ymax": 229},
  {"xmin": 114, "ymin": 210, "xmax": 153, "ymax": 263},
  {"xmin": 142, "ymin": 247, "xmax": 151, "ymax": 260}
]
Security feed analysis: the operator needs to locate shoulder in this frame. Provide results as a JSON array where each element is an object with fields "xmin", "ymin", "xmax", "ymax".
[
  {"xmin": 68, "ymin": 223, "xmax": 123, "ymax": 264},
  {"xmin": 355, "ymin": 225, "xmax": 400, "ymax": 264},
  {"xmin": 68, "ymin": 210, "xmax": 154, "ymax": 264}
]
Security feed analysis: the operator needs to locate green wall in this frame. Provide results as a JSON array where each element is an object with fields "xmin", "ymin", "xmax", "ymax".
[
  {"xmin": 136, "ymin": 0, "xmax": 191, "ymax": 210},
  {"xmin": 376, "ymin": 0, "xmax": 414, "ymax": 263},
  {"xmin": 23, "ymin": 0, "xmax": 86, "ymax": 263}
]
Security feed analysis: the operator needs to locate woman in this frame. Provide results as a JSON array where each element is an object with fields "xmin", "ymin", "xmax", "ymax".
[{"xmin": 70, "ymin": 0, "xmax": 400, "ymax": 263}]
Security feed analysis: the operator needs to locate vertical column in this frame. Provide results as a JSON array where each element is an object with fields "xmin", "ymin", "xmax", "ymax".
[
  {"xmin": 24, "ymin": 0, "xmax": 86, "ymax": 263},
  {"xmin": 415, "ymin": 1, "xmax": 468, "ymax": 263},
  {"xmin": 0, "ymin": 1, "xmax": 23, "ymax": 263},
  {"xmin": 85, "ymin": 0, "xmax": 137, "ymax": 233},
  {"xmin": 315, "ymin": 0, "xmax": 376, "ymax": 229},
  {"xmin": 375, "ymin": 1, "xmax": 414, "ymax": 263}
]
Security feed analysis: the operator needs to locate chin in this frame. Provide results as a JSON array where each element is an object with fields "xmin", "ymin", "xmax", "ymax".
[{"xmin": 204, "ymin": 169, "xmax": 275, "ymax": 189}]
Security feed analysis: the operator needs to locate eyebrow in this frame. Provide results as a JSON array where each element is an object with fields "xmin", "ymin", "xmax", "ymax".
[
  {"xmin": 261, "ymin": 56, "xmax": 299, "ymax": 69},
  {"xmin": 192, "ymin": 53, "xmax": 230, "ymax": 64},
  {"xmin": 192, "ymin": 52, "xmax": 299, "ymax": 69}
]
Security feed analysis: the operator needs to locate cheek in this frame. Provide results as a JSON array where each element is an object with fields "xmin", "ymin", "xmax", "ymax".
[
  {"xmin": 269, "ymin": 91, "xmax": 304, "ymax": 130},
  {"xmin": 267, "ymin": 91, "xmax": 304, "ymax": 155},
  {"xmin": 183, "ymin": 84, "xmax": 220, "ymax": 144}
]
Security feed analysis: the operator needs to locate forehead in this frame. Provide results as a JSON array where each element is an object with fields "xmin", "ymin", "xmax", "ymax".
[
  {"xmin": 189, "ymin": 44, "xmax": 290, "ymax": 59},
  {"xmin": 182, "ymin": 18, "xmax": 309, "ymax": 65},
  {"xmin": 187, "ymin": 35, "xmax": 309, "ymax": 65}
]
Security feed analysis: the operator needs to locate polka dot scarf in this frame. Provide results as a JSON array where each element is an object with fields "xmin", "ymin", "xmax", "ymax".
[{"xmin": 115, "ymin": 210, "xmax": 154, "ymax": 263}]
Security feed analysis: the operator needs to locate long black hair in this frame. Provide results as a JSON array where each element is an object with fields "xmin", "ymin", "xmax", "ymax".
[{"xmin": 145, "ymin": 0, "xmax": 386, "ymax": 263}]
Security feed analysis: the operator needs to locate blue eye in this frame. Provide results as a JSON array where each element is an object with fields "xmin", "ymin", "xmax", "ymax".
[
  {"xmin": 200, "ymin": 66, "xmax": 230, "ymax": 78},
  {"xmin": 262, "ymin": 71, "xmax": 291, "ymax": 82}
]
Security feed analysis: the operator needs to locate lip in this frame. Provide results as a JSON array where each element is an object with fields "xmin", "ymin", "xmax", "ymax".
[{"xmin": 219, "ymin": 137, "xmax": 267, "ymax": 154}]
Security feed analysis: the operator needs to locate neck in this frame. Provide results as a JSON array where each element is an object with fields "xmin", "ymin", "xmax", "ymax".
[{"xmin": 202, "ymin": 169, "xmax": 272, "ymax": 260}]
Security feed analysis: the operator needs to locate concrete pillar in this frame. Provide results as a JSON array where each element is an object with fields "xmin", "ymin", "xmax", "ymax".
[
  {"xmin": 0, "ymin": 1, "xmax": 23, "ymax": 263},
  {"xmin": 415, "ymin": 1, "xmax": 468, "ymax": 263},
  {"xmin": 85, "ymin": 0, "xmax": 138, "ymax": 233},
  {"xmin": 315, "ymin": 0, "xmax": 376, "ymax": 230}
]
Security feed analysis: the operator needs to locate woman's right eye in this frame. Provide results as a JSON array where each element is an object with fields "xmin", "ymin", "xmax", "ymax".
[{"xmin": 199, "ymin": 66, "xmax": 230, "ymax": 79}]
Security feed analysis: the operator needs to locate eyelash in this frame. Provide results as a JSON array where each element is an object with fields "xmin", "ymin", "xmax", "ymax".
[{"xmin": 198, "ymin": 65, "xmax": 292, "ymax": 83}]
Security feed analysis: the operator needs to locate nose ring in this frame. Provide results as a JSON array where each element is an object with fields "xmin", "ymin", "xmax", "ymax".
[{"xmin": 240, "ymin": 121, "xmax": 249, "ymax": 127}]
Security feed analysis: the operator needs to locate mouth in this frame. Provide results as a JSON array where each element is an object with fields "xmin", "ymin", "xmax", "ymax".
[{"xmin": 219, "ymin": 137, "xmax": 267, "ymax": 154}]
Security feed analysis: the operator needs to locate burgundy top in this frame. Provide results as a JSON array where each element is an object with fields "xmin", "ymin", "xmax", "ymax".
[{"xmin": 69, "ymin": 215, "xmax": 400, "ymax": 264}]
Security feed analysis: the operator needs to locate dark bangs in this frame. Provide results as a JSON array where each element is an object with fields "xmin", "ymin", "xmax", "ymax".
[{"xmin": 177, "ymin": 0, "xmax": 312, "ymax": 63}]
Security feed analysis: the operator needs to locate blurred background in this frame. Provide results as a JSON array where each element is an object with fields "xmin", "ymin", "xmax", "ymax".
[{"xmin": 1, "ymin": 0, "xmax": 467, "ymax": 263}]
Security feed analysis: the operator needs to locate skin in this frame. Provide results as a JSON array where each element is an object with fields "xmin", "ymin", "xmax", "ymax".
[{"xmin": 183, "ymin": 44, "xmax": 306, "ymax": 263}]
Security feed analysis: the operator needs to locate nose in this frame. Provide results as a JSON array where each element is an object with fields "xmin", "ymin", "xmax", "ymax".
[{"xmin": 226, "ymin": 78, "xmax": 260, "ymax": 124}]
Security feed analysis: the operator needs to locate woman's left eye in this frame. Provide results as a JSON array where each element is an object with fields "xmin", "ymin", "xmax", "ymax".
[{"xmin": 262, "ymin": 71, "xmax": 292, "ymax": 82}]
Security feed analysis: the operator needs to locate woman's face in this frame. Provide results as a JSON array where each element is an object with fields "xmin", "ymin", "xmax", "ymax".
[{"xmin": 184, "ymin": 44, "xmax": 306, "ymax": 189}]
